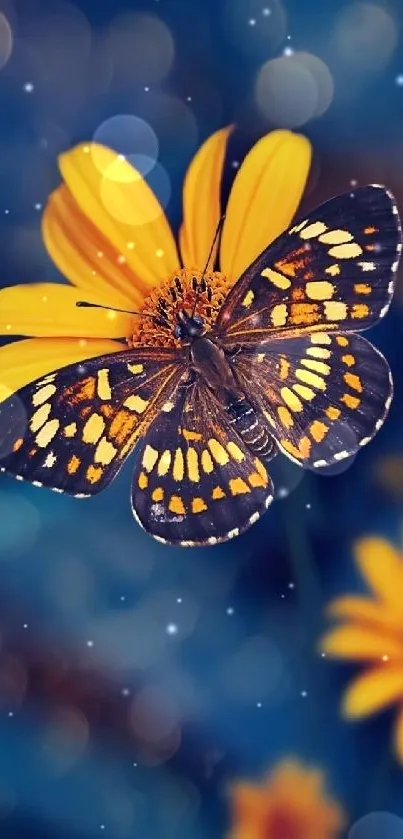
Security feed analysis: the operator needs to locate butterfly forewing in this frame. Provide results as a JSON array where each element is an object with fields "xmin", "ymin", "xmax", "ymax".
[
  {"xmin": 132, "ymin": 379, "xmax": 274, "ymax": 546},
  {"xmin": 233, "ymin": 332, "xmax": 392, "ymax": 468},
  {"xmin": 0, "ymin": 347, "xmax": 187, "ymax": 496},
  {"xmin": 216, "ymin": 185, "xmax": 401, "ymax": 345}
]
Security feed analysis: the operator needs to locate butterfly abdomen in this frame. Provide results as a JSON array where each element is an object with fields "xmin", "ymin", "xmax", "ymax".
[{"xmin": 228, "ymin": 397, "xmax": 275, "ymax": 458}]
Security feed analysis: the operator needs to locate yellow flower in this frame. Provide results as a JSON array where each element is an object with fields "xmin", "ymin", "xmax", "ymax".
[
  {"xmin": 228, "ymin": 760, "xmax": 345, "ymax": 839},
  {"xmin": 321, "ymin": 537, "xmax": 403, "ymax": 763},
  {"xmin": 0, "ymin": 128, "xmax": 311, "ymax": 397}
]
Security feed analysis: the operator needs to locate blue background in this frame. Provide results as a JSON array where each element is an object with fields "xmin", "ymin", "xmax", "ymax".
[{"xmin": 0, "ymin": 0, "xmax": 403, "ymax": 836}]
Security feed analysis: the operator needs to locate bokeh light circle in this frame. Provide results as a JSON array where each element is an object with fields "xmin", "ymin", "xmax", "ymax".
[
  {"xmin": 270, "ymin": 454, "xmax": 305, "ymax": 499},
  {"xmin": 0, "ymin": 12, "xmax": 12, "ymax": 70},
  {"xmin": 349, "ymin": 812, "xmax": 403, "ymax": 839},
  {"xmin": 92, "ymin": 115, "xmax": 159, "ymax": 177},
  {"xmin": 333, "ymin": 3, "xmax": 398, "ymax": 73},
  {"xmin": 108, "ymin": 13, "xmax": 174, "ymax": 85},
  {"xmin": 293, "ymin": 52, "xmax": 334, "ymax": 117},
  {"xmin": 255, "ymin": 55, "xmax": 319, "ymax": 127}
]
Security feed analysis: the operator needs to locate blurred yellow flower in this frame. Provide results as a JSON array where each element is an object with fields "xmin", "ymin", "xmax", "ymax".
[
  {"xmin": 321, "ymin": 537, "xmax": 403, "ymax": 763},
  {"xmin": 0, "ymin": 128, "xmax": 311, "ymax": 397},
  {"xmin": 374, "ymin": 455, "xmax": 403, "ymax": 497},
  {"xmin": 228, "ymin": 759, "xmax": 345, "ymax": 839}
]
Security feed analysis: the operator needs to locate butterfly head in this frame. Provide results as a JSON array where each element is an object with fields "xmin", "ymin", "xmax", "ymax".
[{"xmin": 174, "ymin": 310, "xmax": 205, "ymax": 341}]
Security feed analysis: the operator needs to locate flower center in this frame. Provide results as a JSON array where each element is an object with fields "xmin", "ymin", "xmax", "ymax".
[{"xmin": 129, "ymin": 268, "xmax": 233, "ymax": 348}]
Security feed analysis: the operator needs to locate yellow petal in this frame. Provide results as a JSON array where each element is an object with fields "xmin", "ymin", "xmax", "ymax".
[
  {"xmin": 220, "ymin": 129, "xmax": 311, "ymax": 281},
  {"xmin": 320, "ymin": 626, "xmax": 403, "ymax": 660},
  {"xmin": 43, "ymin": 185, "xmax": 146, "ymax": 308},
  {"xmin": 394, "ymin": 705, "xmax": 403, "ymax": 764},
  {"xmin": 180, "ymin": 126, "xmax": 232, "ymax": 269},
  {"xmin": 327, "ymin": 596, "xmax": 403, "ymax": 634},
  {"xmin": 342, "ymin": 665, "xmax": 403, "ymax": 719},
  {"xmin": 57, "ymin": 143, "xmax": 180, "ymax": 291},
  {"xmin": 355, "ymin": 537, "xmax": 403, "ymax": 611},
  {"xmin": 0, "ymin": 284, "xmax": 132, "ymax": 339},
  {"xmin": 0, "ymin": 337, "xmax": 124, "ymax": 401}
]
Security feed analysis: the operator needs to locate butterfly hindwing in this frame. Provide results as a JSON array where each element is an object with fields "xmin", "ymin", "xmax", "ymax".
[
  {"xmin": 132, "ymin": 379, "xmax": 274, "ymax": 546},
  {"xmin": 0, "ymin": 347, "xmax": 187, "ymax": 496},
  {"xmin": 216, "ymin": 186, "xmax": 401, "ymax": 345},
  {"xmin": 232, "ymin": 332, "xmax": 392, "ymax": 468}
]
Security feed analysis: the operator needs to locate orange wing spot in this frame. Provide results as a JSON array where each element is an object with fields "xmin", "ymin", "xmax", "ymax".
[
  {"xmin": 326, "ymin": 406, "xmax": 341, "ymax": 420},
  {"xmin": 344, "ymin": 372, "xmax": 362, "ymax": 392},
  {"xmin": 86, "ymin": 465, "xmax": 103, "ymax": 484},
  {"xmin": 152, "ymin": 487, "xmax": 164, "ymax": 502},
  {"xmin": 351, "ymin": 304, "xmax": 369, "ymax": 319},
  {"xmin": 64, "ymin": 377, "xmax": 96, "ymax": 406},
  {"xmin": 279, "ymin": 356, "xmax": 290, "ymax": 380},
  {"xmin": 254, "ymin": 458, "xmax": 268, "ymax": 482},
  {"xmin": 281, "ymin": 437, "xmax": 311, "ymax": 460},
  {"xmin": 342, "ymin": 354, "xmax": 355, "ymax": 367},
  {"xmin": 212, "ymin": 486, "xmax": 225, "ymax": 499},
  {"xmin": 291, "ymin": 288, "xmax": 305, "ymax": 301},
  {"xmin": 192, "ymin": 497, "xmax": 208, "ymax": 513},
  {"xmin": 364, "ymin": 226, "xmax": 378, "ymax": 234},
  {"xmin": 354, "ymin": 283, "xmax": 371, "ymax": 295},
  {"xmin": 182, "ymin": 429, "xmax": 202, "ymax": 442},
  {"xmin": 365, "ymin": 244, "xmax": 376, "ymax": 251},
  {"xmin": 278, "ymin": 406, "xmax": 294, "ymax": 428},
  {"xmin": 248, "ymin": 471, "xmax": 266, "ymax": 488},
  {"xmin": 12, "ymin": 438, "xmax": 23, "ymax": 452},
  {"xmin": 290, "ymin": 303, "xmax": 320, "ymax": 326},
  {"xmin": 275, "ymin": 247, "xmax": 310, "ymax": 277},
  {"xmin": 109, "ymin": 410, "xmax": 137, "ymax": 446},
  {"xmin": 229, "ymin": 477, "xmax": 250, "ymax": 496},
  {"xmin": 67, "ymin": 455, "xmax": 81, "ymax": 475},
  {"xmin": 80, "ymin": 406, "xmax": 92, "ymax": 420},
  {"xmin": 341, "ymin": 393, "xmax": 360, "ymax": 410},
  {"xmin": 310, "ymin": 420, "xmax": 329, "ymax": 443},
  {"xmin": 29, "ymin": 448, "xmax": 37, "ymax": 457},
  {"xmin": 138, "ymin": 471, "xmax": 148, "ymax": 489},
  {"xmin": 169, "ymin": 495, "xmax": 185, "ymax": 515},
  {"xmin": 100, "ymin": 404, "xmax": 115, "ymax": 419},
  {"xmin": 336, "ymin": 336, "xmax": 349, "ymax": 347}
]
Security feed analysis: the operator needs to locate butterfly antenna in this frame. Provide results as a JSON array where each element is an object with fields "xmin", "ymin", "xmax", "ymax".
[
  {"xmin": 191, "ymin": 213, "xmax": 226, "ymax": 318},
  {"xmin": 76, "ymin": 300, "xmax": 167, "ymax": 326}
]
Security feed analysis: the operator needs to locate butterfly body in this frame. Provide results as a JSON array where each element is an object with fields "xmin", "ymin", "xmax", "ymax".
[{"xmin": 0, "ymin": 185, "xmax": 401, "ymax": 546}]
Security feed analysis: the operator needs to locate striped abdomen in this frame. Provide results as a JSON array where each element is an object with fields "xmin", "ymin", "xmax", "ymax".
[{"xmin": 227, "ymin": 397, "xmax": 275, "ymax": 458}]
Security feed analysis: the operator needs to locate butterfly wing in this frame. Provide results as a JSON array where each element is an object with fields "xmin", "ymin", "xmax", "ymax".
[
  {"xmin": 131, "ymin": 379, "xmax": 274, "ymax": 546},
  {"xmin": 232, "ymin": 332, "xmax": 392, "ymax": 467},
  {"xmin": 215, "ymin": 185, "xmax": 401, "ymax": 345},
  {"xmin": 0, "ymin": 347, "xmax": 188, "ymax": 496}
]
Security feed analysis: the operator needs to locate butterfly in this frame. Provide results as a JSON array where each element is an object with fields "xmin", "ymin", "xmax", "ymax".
[{"xmin": 0, "ymin": 185, "xmax": 401, "ymax": 546}]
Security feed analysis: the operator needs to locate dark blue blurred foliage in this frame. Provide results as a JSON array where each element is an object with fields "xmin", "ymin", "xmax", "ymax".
[{"xmin": 0, "ymin": 0, "xmax": 402, "ymax": 836}]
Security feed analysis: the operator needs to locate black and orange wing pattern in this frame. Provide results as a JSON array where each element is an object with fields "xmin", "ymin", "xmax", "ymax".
[
  {"xmin": 216, "ymin": 185, "xmax": 401, "ymax": 345},
  {"xmin": 131, "ymin": 379, "xmax": 274, "ymax": 546},
  {"xmin": 0, "ymin": 347, "xmax": 188, "ymax": 496},
  {"xmin": 233, "ymin": 332, "xmax": 393, "ymax": 468}
]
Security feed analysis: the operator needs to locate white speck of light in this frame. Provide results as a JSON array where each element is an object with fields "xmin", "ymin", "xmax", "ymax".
[
  {"xmin": 249, "ymin": 18, "xmax": 256, "ymax": 25},
  {"xmin": 133, "ymin": 762, "xmax": 137, "ymax": 767},
  {"xmin": 262, "ymin": 8, "xmax": 271, "ymax": 16},
  {"xmin": 86, "ymin": 640, "xmax": 94, "ymax": 648},
  {"xmin": 144, "ymin": 86, "xmax": 150, "ymax": 92},
  {"xmin": 396, "ymin": 74, "xmax": 403, "ymax": 86},
  {"xmin": 100, "ymin": 826, "xmax": 105, "ymax": 831},
  {"xmin": 8, "ymin": 711, "xmax": 13, "ymax": 717},
  {"xmin": 4, "ymin": 209, "xmax": 9, "ymax": 215},
  {"xmin": 23, "ymin": 624, "xmax": 28, "ymax": 629},
  {"xmin": 176, "ymin": 597, "xmax": 182, "ymax": 604},
  {"xmin": 122, "ymin": 688, "xmax": 130, "ymax": 696},
  {"xmin": 226, "ymin": 607, "xmax": 234, "ymax": 615},
  {"xmin": 166, "ymin": 623, "xmax": 178, "ymax": 635},
  {"xmin": 257, "ymin": 701, "xmax": 262, "ymax": 708},
  {"xmin": 283, "ymin": 47, "xmax": 294, "ymax": 56},
  {"xmin": 24, "ymin": 82, "xmax": 34, "ymax": 92},
  {"xmin": 321, "ymin": 652, "xmax": 326, "ymax": 658},
  {"xmin": 186, "ymin": 96, "xmax": 192, "ymax": 101},
  {"xmin": 288, "ymin": 582, "xmax": 295, "ymax": 589},
  {"xmin": 281, "ymin": 594, "xmax": 285, "ymax": 599},
  {"xmin": 120, "ymin": 595, "xmax": 126, "ymax": 602},
  {"xmin": 382, "ymin": 654, "xmax": 389, "ymax": 661},
  {"xmin": 232, "ymin": 160, "xmax": 240, "ymax": 169},
  {"xmin": 278, "ymin": 486, "xmax": 289, "ymax": 499},
  {"xmin": 301, "ymin": 690, "xmax": 308, "ymax": 698},
  {"xmin": 34, "ymin": 203, "xmax": 42, "ymax": 210},
  {"xmin": 350, "ymin": 179, "xmax": 358, "ymax": 187},
  {"xmin": 305, "ymin": 503, "xmax": 311, "ymax": 509}
]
